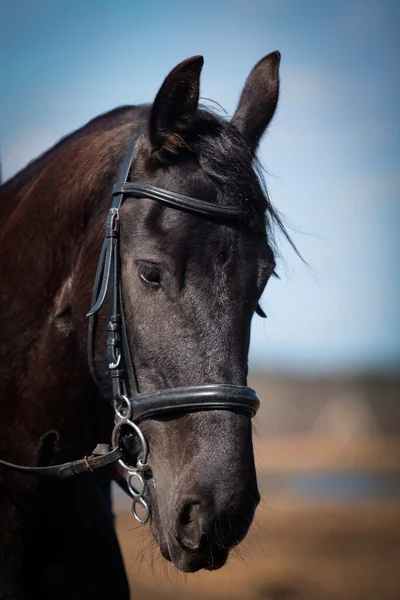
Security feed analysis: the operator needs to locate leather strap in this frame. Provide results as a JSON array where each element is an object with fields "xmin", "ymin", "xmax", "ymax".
[
  {"xmin": 0, "ymin": 445, "xmax": 123, "ymax": 479},
  {"xmin": 112, "ymin": 182, "xmax": 243, "ymax": 218},
  {"xmin": 131, "ymin": 384, "xmax": 260, "ymax": 422},
  {"xmin": 119, "ymin": 278, "xmax": 139, "ymax": 396},
  {"xmin": 87, "ymin": 238, "xmax": 107, "ymax": 383}
]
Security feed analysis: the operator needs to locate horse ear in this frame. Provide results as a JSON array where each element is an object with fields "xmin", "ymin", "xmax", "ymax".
[
  {"xmin": 231, "ymin": 51, "xmax": 280, "ymax": 153},
  {"xmin": 149, "ymin": 56, "xmax": 204, "ymax": 160}
]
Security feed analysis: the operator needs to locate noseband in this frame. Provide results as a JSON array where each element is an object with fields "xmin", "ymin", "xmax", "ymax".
[{"xmin": 0, "ymin": 129, "xmax": 260, "ymax": 524}]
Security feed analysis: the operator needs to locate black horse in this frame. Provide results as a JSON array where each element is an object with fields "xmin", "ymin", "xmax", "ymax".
[{"xmin": 0, "ymin": 52, "xmax": 284, "ymax": 598}]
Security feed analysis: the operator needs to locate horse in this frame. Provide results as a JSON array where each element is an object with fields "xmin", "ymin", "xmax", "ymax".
[{"xmin": 0, "ymin": 52, "xmax": 284, "ymax": 598}]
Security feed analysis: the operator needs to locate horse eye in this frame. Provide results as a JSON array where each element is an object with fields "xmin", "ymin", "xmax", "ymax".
[{"xmin": 139, "ymin": 266, "xmax": 161, "ymax": 287}]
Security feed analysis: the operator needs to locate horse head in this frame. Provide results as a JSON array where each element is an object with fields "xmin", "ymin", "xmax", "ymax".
[{"xmin": 75, "ymin": 53, "xmax": 280, "ymax": 572}]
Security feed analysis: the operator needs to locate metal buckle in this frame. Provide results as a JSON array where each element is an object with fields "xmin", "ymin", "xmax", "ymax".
[{"xmin": 108, "ymin": 347, "xmax": 121, "ymax": 369}]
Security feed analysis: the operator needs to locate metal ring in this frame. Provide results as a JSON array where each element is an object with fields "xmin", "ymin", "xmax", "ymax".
[
  {"xmin": 132, "ymin": 497, "xmax": 150, "ymax": 524},
  {"xmin": 127, "ymin": 471, "xmax": 145, "ymax": 498},
  {"xmin": 113, "ymin": 395, "xmax": 131, "ymax": 420},
  {"xmin": 137, "ymin": 457, "xmax": 150, "ymax": 471},
  {"xmin": 111, "ymin": 419, "xmax": 149, "ymax": 469}
]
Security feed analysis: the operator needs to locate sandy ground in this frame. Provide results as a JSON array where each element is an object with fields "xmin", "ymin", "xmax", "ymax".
[{"xmin": 116, "ymin": 499, "xmax": 400, "ymax": 600}]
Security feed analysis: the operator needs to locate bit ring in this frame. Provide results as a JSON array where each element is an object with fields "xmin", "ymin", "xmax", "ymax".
[
  {"xmin": 113, "ymin": 395, "xmax": 132, "ymax": 420},
  {"xmin": 127, "ymin": 471, "xmax": 145, "ymax": 498},
  {"xmin": 132, "ymin": 497, "xmax": 150, "ymax": 524},
  {"xmin": 111, "ymin": 418, "xmax": 149, "ymax": 470}
]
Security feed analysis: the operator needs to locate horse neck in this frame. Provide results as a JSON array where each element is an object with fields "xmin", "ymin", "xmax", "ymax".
[
  {"xmin": 0, "ymin": 106, "xmax": 139, "ymax": 231},
  {"xmin": 0, "ymin": 123, "xmax": 134, "ymax": 396}
]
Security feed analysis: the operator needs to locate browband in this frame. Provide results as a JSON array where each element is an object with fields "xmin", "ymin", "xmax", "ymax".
[{"xmin": 112, "ymin": 182, "xmax": 243, "ymax": 218}]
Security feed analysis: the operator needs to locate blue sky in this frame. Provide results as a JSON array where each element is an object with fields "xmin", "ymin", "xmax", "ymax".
[{"xmin": 1, "ymin": 0, "xmax": 399, "ymax": 373}]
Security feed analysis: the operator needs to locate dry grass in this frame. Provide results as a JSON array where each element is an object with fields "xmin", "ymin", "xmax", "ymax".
[
  {"xmin": 253, "ymin": 435, "xmax": 400, "ymax": 473},
  {"xmin": 116, "ymin": 500, "xmax": 400, "ymax": 600},
  {"xmin": 115, "ymin": 430, "xmax": 400, "ymax": 599}
]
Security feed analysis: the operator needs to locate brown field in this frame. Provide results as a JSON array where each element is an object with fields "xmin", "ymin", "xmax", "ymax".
[{"xmin": 116, "ymin": 500, "xmax": 400, "ymax": 600}]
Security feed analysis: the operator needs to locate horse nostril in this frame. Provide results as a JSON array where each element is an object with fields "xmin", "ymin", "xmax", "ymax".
[{"xmin": 176, "ymin": 500, "xmax": 205, "ymax": 551}]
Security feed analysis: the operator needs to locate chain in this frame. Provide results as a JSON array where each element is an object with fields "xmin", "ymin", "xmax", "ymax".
[{"xmin": 111, "ymin": 396, "xmax": 150, "ymax": 524}]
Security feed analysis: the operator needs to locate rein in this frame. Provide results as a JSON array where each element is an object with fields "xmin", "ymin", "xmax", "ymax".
[{"xmin": 0, "ymin": 129, "xmax": 260, "ymax": 524}]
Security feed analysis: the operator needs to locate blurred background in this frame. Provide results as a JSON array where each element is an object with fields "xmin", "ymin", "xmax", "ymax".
[{"xmin": 1, "ymin": 1, "xmax": 399, "ymax": 598}]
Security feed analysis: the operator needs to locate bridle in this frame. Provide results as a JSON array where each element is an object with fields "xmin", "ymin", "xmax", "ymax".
[{"xmin": 0, "ymin": 128, "xmax": 260, "ymax": 523}]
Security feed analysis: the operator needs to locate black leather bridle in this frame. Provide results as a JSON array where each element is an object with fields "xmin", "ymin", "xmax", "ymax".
[
  {"xmin": 0, "ymin": 129, "xmax": 260, "ymax": 518},
  {"xmin": 86, "ymin": 129, "xmax": 260, "ymax": 422}
]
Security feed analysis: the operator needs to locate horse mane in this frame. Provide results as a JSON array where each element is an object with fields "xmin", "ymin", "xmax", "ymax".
[{"xmin": 190, "ymin": 107, "xmax": 298, "ymax": 258}]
